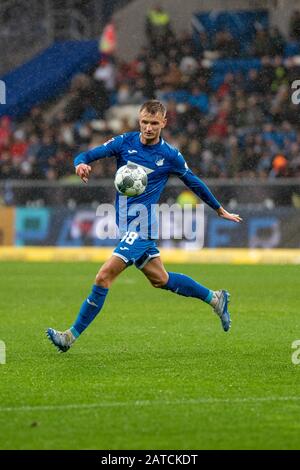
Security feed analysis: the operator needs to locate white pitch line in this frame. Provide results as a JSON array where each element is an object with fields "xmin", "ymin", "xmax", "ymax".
[{"xmin": 1, "ymin": 396, "xmax": 300, "ymax": 413}]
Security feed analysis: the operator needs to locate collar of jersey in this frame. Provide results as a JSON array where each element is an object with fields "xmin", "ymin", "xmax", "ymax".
[{"xmin": 138, "ymin": 133, "xmax": 164, "ymax": 149}]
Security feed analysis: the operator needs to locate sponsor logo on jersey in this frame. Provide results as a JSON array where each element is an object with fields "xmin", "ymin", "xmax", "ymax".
[
  {"xmin": 128, "ymin": 150, "xmax": 138, "ymax": 154},
  {"xmin": 127, "ymin": 160, "xmax": 154, "ymax": 174}
]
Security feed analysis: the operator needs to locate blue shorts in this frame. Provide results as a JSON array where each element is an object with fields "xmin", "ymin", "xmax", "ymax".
[{"xmin": 113, "ymin": 232, "xmax": 160, "ymax": 269}]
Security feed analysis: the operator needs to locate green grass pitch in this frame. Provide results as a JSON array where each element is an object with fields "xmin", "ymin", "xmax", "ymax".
[{"xmin": 0, "ymin": 262, "xmax": 300, "ymax": 450}]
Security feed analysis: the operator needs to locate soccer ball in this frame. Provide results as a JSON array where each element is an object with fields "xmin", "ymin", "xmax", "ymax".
[{"xmin": 114, "ymin": 163, "xmax": 147, "ymax": 196}]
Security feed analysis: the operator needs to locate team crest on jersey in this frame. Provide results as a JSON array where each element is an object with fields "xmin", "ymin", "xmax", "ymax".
[{"xmin": 155, "ymin": 158, "xmax": 164, "ymax": 167}]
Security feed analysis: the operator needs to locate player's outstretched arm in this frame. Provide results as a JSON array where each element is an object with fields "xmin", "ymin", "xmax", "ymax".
[
  {"xmin": 216, "ymin": 206, "xmax": 242, "ymax": 223},
  {"xmin": 73, "ymin": 134, "xmax": 124, "ymax": 183},
  {"xmin": 179, "ymin": 169, "xmax": 242, "ymax": 223},
  {"xmin": 75, "ymin": 163, "xmax": 92, "ymax": 184},
  {"xmin": 174, "ymin": 151, "xmax": 242, "ymax": 224}
]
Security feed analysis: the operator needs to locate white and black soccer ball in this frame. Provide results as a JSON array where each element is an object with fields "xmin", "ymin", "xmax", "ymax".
[{"xmin": 114, "ymin": 163, "xmax": 148, "ymax": 197}]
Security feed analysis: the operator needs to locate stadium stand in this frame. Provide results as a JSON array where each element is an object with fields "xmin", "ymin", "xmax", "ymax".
[{"xmin": 1, "ymin": 9, "xmax": 300, "ymax": 183}]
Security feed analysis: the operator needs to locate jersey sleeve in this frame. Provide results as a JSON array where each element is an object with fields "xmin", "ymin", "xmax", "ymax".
[
  {"xmin": 172, "ymin": 150, "xmax": 221, "ymax": 210},
  {"xmin": 73, "ymin": 135, "xmax": 123, "ymax": 167},
  {"xmin": 171, "ymin": 150, "xmax": 190, "ymax": 177}
]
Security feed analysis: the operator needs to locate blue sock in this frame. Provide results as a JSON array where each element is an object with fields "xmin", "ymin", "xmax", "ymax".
[
  {"xmin": 162, "ymin": 272, "xmax": 213, "ymax": 303},
  {"xmin": 70, "ymin": 285, "xmax": 109, "ymax": 336}
]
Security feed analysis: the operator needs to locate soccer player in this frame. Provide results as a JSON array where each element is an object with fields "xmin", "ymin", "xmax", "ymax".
[{"xmin": 47, "ymin": 100, "xmax": 242, "ymax": 352}]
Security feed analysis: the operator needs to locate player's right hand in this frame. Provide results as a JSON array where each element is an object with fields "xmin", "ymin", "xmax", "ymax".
[{"xmin": 75, "ymin": 164, "xmax": 92, "ymax": 183}]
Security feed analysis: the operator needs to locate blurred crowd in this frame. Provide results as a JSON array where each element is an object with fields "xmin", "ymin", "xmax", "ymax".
[{"xmin": 2, "ymin": 7, "xmax": 300, "ymax": 181}]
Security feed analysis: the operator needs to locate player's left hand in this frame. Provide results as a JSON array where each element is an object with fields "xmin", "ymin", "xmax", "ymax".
[{"xmin": 217, "ymin": 207, "xmax": 243, "ymax": 223}]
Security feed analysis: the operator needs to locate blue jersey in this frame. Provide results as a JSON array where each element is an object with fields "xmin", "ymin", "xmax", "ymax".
[{"xmin": 74, "ymin": 132, "xmax": 221, "ymax": 238}]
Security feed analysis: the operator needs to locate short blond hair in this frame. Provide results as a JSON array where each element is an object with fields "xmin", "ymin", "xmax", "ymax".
[{"xmin": 140, "ymin": 100, "xmax": 166, "ymax": 117}]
